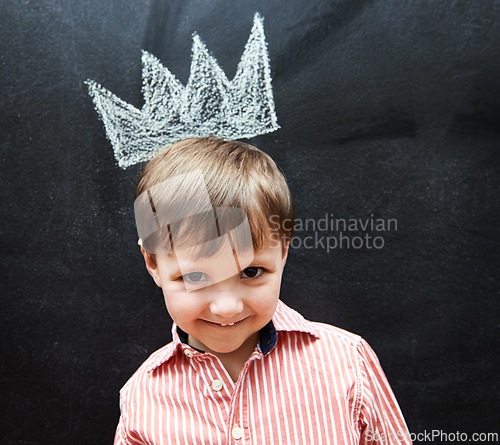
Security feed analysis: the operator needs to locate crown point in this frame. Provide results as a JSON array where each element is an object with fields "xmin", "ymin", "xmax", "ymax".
[
  {"xmin": 191, "ymin": 33, "xmax": 205, "ymax": 52},
  {"xmin": 141, "ymin": 49, "xmax": 152, "ymax": 62}
]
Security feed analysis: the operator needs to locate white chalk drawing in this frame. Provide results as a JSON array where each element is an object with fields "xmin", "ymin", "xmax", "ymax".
[{"xmin": 86, "ymin": 13, "xmax": 279, "ymax": 169}]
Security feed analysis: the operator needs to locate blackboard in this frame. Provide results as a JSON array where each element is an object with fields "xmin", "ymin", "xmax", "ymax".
[{"xmin": 2, "ymin": 0, "xmax": 499, "ymax": 443}]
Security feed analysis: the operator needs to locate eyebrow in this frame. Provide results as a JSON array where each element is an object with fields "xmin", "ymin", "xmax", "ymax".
[{"xmin": 248, "ymin": 250, "xmax": 277, "ymax": 267}]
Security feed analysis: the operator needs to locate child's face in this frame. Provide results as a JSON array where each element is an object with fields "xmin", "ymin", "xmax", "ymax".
[{"xmin": 142, "ymin": 238, "xmax": 289, "ymax": 356}]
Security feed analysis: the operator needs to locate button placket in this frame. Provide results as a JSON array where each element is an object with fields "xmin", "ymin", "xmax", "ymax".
[
  {"xmin": 193, "ymin": 355, "xmax": 233, "ymax": 407},
  {"xmin": 226, "ymin": 352, "xmax": 260, "ymax": 443},
  {"xmin": 232, "ymin": 426, "xmax": 243, "ymax": 440},
  {"xmin": 211, "ymin": 379, "xmax": 223, "ymax": 391}
]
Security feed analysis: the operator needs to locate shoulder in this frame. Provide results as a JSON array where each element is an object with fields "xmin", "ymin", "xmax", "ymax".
[
  {"xmin": 300, "ymin": 319, "xmax": 370, "ymax": 367},
  {"xmin": 306, "ymin": 321, "xmax": 380, "ymax": 368},
  {"xmin": 297, "ymin": 318, "xmax": 393, "ymax": 400},
  {"xmin": 309, "ymin": 320, "xmax": 362, "ymax": 345},
  {"xmin": 274, "ymin": 300, "xmax": 368, "ymax": 357},
  {"xmin": 120, "ymin": 341, "xmax": 177, "ymax": 396}
]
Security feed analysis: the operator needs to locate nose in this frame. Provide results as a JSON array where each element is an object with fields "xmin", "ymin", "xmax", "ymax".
[{"xmin": 209, "ymin": 289, "xmax": 244, "ymax": 318}]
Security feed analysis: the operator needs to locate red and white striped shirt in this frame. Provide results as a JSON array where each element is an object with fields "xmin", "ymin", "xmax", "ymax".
[{"xmin": 115, "ymin": 300, "xmax": 412, "ymax": 445}]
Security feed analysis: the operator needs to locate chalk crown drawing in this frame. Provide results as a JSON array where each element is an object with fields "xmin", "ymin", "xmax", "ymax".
[{"xmin": 86, "ymin": 13, "xmax": 279, "ymax": 168}]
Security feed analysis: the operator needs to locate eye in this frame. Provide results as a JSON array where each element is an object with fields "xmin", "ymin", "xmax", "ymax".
[
  {"xmin": 240, "ymin": 267, "xmax": 264, "ymax": 279},
  {"xmin": 182, "ymin": 272, "xmax": 208, "ymax": 283}
]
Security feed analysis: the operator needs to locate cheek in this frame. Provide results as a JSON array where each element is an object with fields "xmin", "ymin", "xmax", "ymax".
[
  {"xmin": 267, "ymin": 275, "xmax": 284, "ymax": 305},
  {"xmin": 162, "ymin": 290, "xmax": 200, "ymax": 323},
  {"xmin": 251, "ymin": 279, "xmax": 282, "ymax": 311}
]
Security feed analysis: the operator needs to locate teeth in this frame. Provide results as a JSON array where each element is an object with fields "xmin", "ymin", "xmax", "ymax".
[{"xmin": 220, "ymin": 322, "xmax": 235, "ymax": 327}]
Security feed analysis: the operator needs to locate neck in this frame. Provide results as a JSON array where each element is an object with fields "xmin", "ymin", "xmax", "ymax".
[{"xmin": 189, "ymin": 332, "xmax": 259, "ymax": 382}]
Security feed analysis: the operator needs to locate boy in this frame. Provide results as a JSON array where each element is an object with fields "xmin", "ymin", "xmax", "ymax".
[{"xmin": 115, "ymin": 137, "xmax": 412, "ymax": 444}]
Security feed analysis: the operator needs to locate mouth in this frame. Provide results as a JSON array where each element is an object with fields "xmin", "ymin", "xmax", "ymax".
[{"xmin": 204, "ymin": 317, "xmax": 248, "ymax": 327}]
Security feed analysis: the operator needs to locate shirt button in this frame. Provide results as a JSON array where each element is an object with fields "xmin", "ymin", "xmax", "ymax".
[
  {"xmin": 211, "ymin": 379, "xmax": 223, "ymax": 391},
  {"xmin": 232, "ymin": 426, "xmax": 243, "ymax": 440},
  {"xmin": 185, "ymin": 349, "xmax": 194, "ymax": 358}
]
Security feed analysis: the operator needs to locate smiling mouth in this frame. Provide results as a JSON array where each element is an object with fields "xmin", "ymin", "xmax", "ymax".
[{"xmin": 205, "ymin": 317, "xmax": 247, "ymax": 327}]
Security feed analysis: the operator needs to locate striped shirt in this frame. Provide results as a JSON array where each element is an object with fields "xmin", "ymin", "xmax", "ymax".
[{"xmin": 115, "ymin": 300, "xmax": 412, "ymax": 445}]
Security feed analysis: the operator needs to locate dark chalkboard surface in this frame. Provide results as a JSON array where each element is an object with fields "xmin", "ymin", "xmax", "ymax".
[{"xmin": 2, "ymin": 0, "xmax": 499, "ymax": 443}]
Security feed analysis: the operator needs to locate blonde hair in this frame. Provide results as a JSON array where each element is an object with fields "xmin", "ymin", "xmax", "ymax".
[{"xmin": 135, "ymin": 137, "xmax": 295, "ymax": 256}]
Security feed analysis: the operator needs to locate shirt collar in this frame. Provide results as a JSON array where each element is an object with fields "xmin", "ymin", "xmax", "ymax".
[
  {"xmin": 145, "ymin": 300, "xmax": 319, "ymax": 373},
  {"xmin": 177, "ymin": 320, "xmax": 278, "ymax": 355}
]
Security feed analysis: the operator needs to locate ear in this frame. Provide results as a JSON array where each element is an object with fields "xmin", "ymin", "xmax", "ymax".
[
  {"xmin": 138, "ymin": 239, "xmax": 163, "ymax": 288},
  {"xmin": 281, "ymin": 240, "xmax": 290, "ymax": 267}
]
